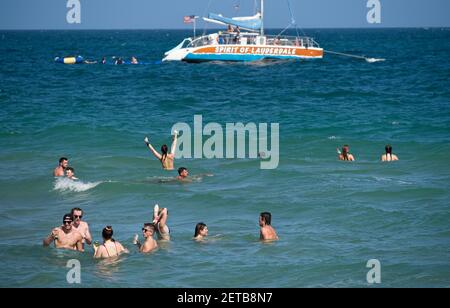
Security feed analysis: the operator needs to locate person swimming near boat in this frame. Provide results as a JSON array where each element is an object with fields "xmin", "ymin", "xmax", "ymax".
[
  {"xmin": 115, "ymin": 57, "xmax": 124, "ymax": 65},
  {"xmin": 337, "ymin": 145, "xmax": 355, "ymax": 161},
  {"xmin": 152, "ymin": 204, "xmax": 171, "ymax": 241},
  {"xmin": 259, "ymin": 212, "xmax": 279, "ymax": 241},
  {"xmin": 193, "ymin": 223, "xmax": 208, "ymax": 241},
  {"xmin": 65, "ymin": 167, "xmax": 78, "ymax": 180},
  {"xmin": 130, "ymin": 56, "xmax": 139, "ymax": 64},
  {"xmin": 101, "ymin": 57, "xmax": 107, "ymax": 64},
  {"xmin": 133, "ymin": 223, "xmax": 158, "ymax": 253},
  {"xmin": 93, "ymin": 226, "xmax": 128, "ymax": 259},
  {"xmin": 381, "ymin": 145, "xmax": 399, "ymax": 162},
  {"xmin": 144, "ymin": 131, "xmax": 178, "ymax": 170},
  {"xmin": 43, "ymin": 214, "xmax": 84, "ymax": 251}
]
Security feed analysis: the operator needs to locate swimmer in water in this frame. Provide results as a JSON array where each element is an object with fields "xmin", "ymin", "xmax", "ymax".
[
  {"xmin": 101, "ymin": 57, "xmax": 107, "ymax": 64},
  {"xmin": 144, "ymin": 131, "xmax": 178, "ymax": 170},
  {"xmin": 71, "ymin": 207, "xmax": 92, "ymax": 248},
  {"xmin": 131, "ymin": 56, "xmax": 139, "ymax": 64},
  {"xmin": 133, "ymin": 223, "xmax": 158, "ymax": 253},
  {"xmin": 54, "ymin": 157, "xmax": 68, "ymax": 177},
  {"xmin": 176, "ymin": 167, "xmax": 190, "ymax": 181},
  {"xmin": 259, "ymin": 212, "xmax": 279, "ymax": 241},
  {"xmin": 152, "ymin": 204, "xmax": 171, "ymax": 241},
  {"xmin": 93, "ymin": 226, "xmax": 128, "ymax": 259},
  {"xmin": 115, "ymin": 57, "xmax": 124, "ymax": 65},
  {"xmin": 193, "ymin": 223, "xmax": 208, "ymax": 241},
  {"xmin": 381, "ymin": 145, "xmax": 399, "ymax": 162},
  {"xmin": 43, "ymin": 214, "xmax": 84, "ymax": 251},
  {"xmin": 65, "ymin": 167, "xmax": 78, "ymax": 180},
  {"xmin": 337, "ymin": 145, "xmax": 355, "ymax": 161}
]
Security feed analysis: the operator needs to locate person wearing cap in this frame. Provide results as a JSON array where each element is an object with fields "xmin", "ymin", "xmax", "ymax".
[{"xmin": 43, "ymin": 214, "xmax": 84, "ymax": 251}]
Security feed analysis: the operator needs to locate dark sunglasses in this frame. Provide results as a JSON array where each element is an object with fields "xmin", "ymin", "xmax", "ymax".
[
  {"xmin": 73, "ymin": 215, "xmax": 83, "ymax": 219},
  {"xmin": 142, "ymin": 228, "xmax": 152, "ymax": 232},
  {"xmin": 63, "ymin": 220, "xmax": 72, "ymax": 225}
]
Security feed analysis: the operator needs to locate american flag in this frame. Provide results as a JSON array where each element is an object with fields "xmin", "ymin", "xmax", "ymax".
[{"xmin": 183, "ymin": 15, "xmax": 197, "ymax": 24}]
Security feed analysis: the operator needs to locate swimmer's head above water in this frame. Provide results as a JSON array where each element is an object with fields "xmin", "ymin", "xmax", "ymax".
[
  {"xmin": 142, "ymin": 223, "xmax": 155, "ymax": 238},
  {"xmin": 62, "ymin": 214, "xmax": 73, "ymax": 231},
  {"xmin": 194, "ymin": 223, "xmax": 208, "ymax": 239},
  {"xmin": 178, "ymin": 167, "xmax": 189, "ymax": 179},
  {"xmin": 259, "ymin": 212, "xmax": 272, "ymax": 227}
]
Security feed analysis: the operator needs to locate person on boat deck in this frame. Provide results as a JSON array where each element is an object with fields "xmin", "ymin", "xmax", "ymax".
[
  {"xmin": 144, "ymin": 131, "xmax": 178, "ymax": 170},
  {"xmin": 274, "ymin": 37, "xmax": 281, "ymax": 45},
  {"xmin": 152, "ymin": 204, "xmax": 171, "ymax": 241},
  {"xmin": 93, "ymin": 226, "xmax": 128, "ymax": 259},
  {"xmin": 131, "ymin": 56, "xmax": 139, "ymax": 64},
  {"xmin": 381, "ymin": 145, "xmax": 399, "ymax": 162},
  {"xmin": 65, "ymin": 167, "xmax": 78, "ymax": 180},
  {"xmin": 54, "ymin": 157, "xmax": 68, "ymax": 177},
  {"xmin": 337, "ymin": 145, "xmax": 355, "ymax": 161},
  {"xmin": 227, "ymin": 24, "xmax": 234, "ymax": 33}
]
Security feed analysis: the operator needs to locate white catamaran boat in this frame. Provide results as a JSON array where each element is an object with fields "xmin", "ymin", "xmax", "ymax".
[{"xmin": 163, "ymin": 0, "xmax": 323, "ymax": 63}]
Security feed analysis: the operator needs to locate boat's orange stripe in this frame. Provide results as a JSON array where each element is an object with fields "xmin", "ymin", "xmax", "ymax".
[{"xmin": 193, "ymin": 46, "xmax": 323, "ymax": 57}]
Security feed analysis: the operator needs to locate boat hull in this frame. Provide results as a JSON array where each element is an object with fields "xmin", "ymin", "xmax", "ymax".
[{"xmin": 164, "ymin": 45, "xmax": 323, "ymax": 63}]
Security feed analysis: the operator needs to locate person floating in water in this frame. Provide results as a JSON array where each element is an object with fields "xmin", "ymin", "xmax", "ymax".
[
  {"xmin": 71, "ymin": 207, "xmax": 92, "ymax": 249},
  {"xmin": 259, "ymin": 212, "xmax": 279, "ymax": 241},
  {"xmin": 115, "ymin": 57, "xmax": 124, "ymax": 65},
  {"xmin": 101, "ymin": 57, "xmax": 107, "ymax": 64},
  {"xmin": 381, "ymin": 145, "xmax": 399, "ymax": 162},
  {"xmin": 93, "ymin": 226, "xmax": 128, "ymax": 259},
  {"xmin": 54, "ymin": 157, "xmax": 68, "ymax": 177},
  {"xmin": 65, "ymin": 167, "xmax": 78, "ymax": 180},
  {"xmin": 337, "ymin": 145, "xmax": 355, "ymax": 161},
  {"xmin": 133, "ymin": 223, "xmax": 158, "ymax": 253},
  {"xmin": 144, "ymin": 131, "xmax": 178, "ymax": 170},
  {"xmin": 43, "ymin": 214, "xmax": 84, "ymax": 251},
  {"xmin": 194, "ymin": 223, "xmax": 208, "ymax": 241},
  {"xmin": 130, "ymin": 56, "xmax": 139, "ymax": 64},
  {"xmin": 152, "ymin": 204, "xmax": 170, "ymax": 241}
]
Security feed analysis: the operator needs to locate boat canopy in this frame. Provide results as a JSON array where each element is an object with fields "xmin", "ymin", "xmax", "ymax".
[{"xmin": 204, "ymin": 12, "xmax": 262, "ymax": 31}]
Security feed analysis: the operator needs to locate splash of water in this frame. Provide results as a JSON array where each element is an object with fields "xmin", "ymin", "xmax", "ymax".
[{"xmin": 53, "ymin": 177, "xmax": 102, "ymax": 192}]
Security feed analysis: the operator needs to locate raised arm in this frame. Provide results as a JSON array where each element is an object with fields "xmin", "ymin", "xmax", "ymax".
[
  {"xmin": 144, "ymin": 137, "xmax": 162, "ymax": 160},
  {"xmin": 43, "ymin": 229, "xmax": 58, "ymax": 247},
  {"xmin": 84, "ymin": 224, "xmax": 92, "ymax": 245},
  {"xmin": 157, "ymin": 208, "xmax": 168, "ymax": 229},
  {"xmin": 170, "ymin": 132, "xmax": 178, "ymax": 156}
]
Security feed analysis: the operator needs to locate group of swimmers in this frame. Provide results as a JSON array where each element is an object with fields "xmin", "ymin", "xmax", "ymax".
[
  {"xmin": 83, "ymin": 56, "xmax": 140, "ymax": 65},
  {"xmin": 43, "ymin": 205, "xmax": 279, "ymax": 259},
  {"xmin": 337, "ymin": 144, "xmax": 399, "ymax": 162},
  {"xmin": 53, "ymin": 157, "xmax": 78, "ymax": 180}
]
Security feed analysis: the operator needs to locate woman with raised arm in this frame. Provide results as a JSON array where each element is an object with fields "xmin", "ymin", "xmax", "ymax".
[{"xmin": 144, "ymin": 131, "xmax": 178, "ymax": 170}]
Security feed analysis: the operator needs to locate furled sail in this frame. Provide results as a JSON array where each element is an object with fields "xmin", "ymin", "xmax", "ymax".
[{"xmin": 204, "ymin": 12, "xmax": 262, "ymax": 31}]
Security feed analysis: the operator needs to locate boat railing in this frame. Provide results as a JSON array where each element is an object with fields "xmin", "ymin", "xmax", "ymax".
[{"xmin": 187, "ymin": 33, "xmax": 320, "ymax": 48}]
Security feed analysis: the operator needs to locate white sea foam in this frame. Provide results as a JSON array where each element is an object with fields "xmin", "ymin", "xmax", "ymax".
[
  {"xmin": 53, "ymin": 177, "xmax": 102, "ymax": 192},
  {"xmin": 366, "ymin": 58, "xmax": 386, "ymax": 63}
]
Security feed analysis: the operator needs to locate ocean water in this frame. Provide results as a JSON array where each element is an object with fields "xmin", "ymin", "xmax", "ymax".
[{"xmin": 0, "ymin": 28, "xmax": 449, "ymax": 288}]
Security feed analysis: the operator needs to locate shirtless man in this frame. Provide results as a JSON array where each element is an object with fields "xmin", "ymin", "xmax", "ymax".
[
  {"xmin": 144, "ymin": 131, "xmax": 178, "ymax": 170},
  {"xmin": 259, "ymin": 212, "xmax": 279, "ymax": 241},
  {"xmin": 177, "ymin": 167, "xmax": 189, "ymax": 181},
  {"xmin": 43, "ymin": 214, "xmax": 84, "ymax": 251},
  {"xmin": 65, "ymin": 167, "xmax": 78, "ymax": 180},
  {"xmin": 152, "ymin": 204, "xmax": 170, "ymax": 241},
  {"xmin": 381, "ymin": 145, "xmax": 399, "ymax": 162},
  {"xmin": 54, "ymin": 157, "xmax": 68, "ymax": 177},
  {"xmin": 133, "ymin": 223, "xmax": 158, "ymax": 253},
  {"xmin": 71, "ymin": 208, "xmax": 92, "ymax": 248}
]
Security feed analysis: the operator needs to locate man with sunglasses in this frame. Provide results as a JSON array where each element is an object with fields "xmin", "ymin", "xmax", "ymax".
[
  {"xmin": 71, "ymin": 208, "xmax": 92, "ymax": 248},
  {"xmin": 133, "ymin": 223, "xmax": 158, "ymax": 253},
  {"xmin": 43, "ymin": 214, "xmax": 84, "ymax": 251}
]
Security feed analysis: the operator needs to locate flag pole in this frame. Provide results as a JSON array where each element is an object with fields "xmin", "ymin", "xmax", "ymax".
[{"xmin": 194, "ymin": 17, "xmax": 196, "ymax": 39}]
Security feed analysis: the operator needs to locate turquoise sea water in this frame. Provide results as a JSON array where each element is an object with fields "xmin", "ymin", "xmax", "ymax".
[{"xmin": 0, "ymin": 29, "xmax": 449, "ymax": 287}]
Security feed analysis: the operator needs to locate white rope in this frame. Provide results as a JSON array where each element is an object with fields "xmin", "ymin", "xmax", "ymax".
[{"xmin": 324, "ymin": 50, "xmax": 385, "ymax": 63}]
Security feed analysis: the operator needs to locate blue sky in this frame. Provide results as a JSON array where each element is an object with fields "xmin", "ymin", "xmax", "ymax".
[{"xmin": 1, "ymin": 0, "xmax": 449, "ymax": 29}]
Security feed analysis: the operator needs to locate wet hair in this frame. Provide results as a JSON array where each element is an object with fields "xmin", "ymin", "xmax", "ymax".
[
  {"xmin": 102, "ymin": 226, "xmax": 114, "ymax": 241},
  {"xmin": 161, "ymin": 144, "xmax": 169, "ymax": 162},
  {"xmin": 342, "ymin": 145, "xmax": 350, "ymax": 161},
  {"xmin": 59, "ymin": 157, "xmax": 68, "ymax": 164},
  {"xmin": 71, "ymin": 207, "xmax": 83, "ymax": 216},
  {"xmin": 385, "ymin": 145, "xmax": 392, "ymax": 154},
  {"xmin": 194, "ymin": 223, "xmax": 207, "ymax": 237},
  {"xmin": 143, "ymin": 223, "xmax": 156, "ymax": 232},
  {"xmin": 178, "ymin": 167, "xmax": 187, "ymax": 176},
  {"xmin": 66, "ymin": 167, "xmax": 75, "ymax": 173},
  {"xmin": 260, "ymin": 212, "xmax": 272, "ymax": 225}
]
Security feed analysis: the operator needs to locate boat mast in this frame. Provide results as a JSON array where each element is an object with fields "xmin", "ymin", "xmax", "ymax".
[{"xmin": 260, "ymin": 0, "xmax": 264, "ymax": 36}]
